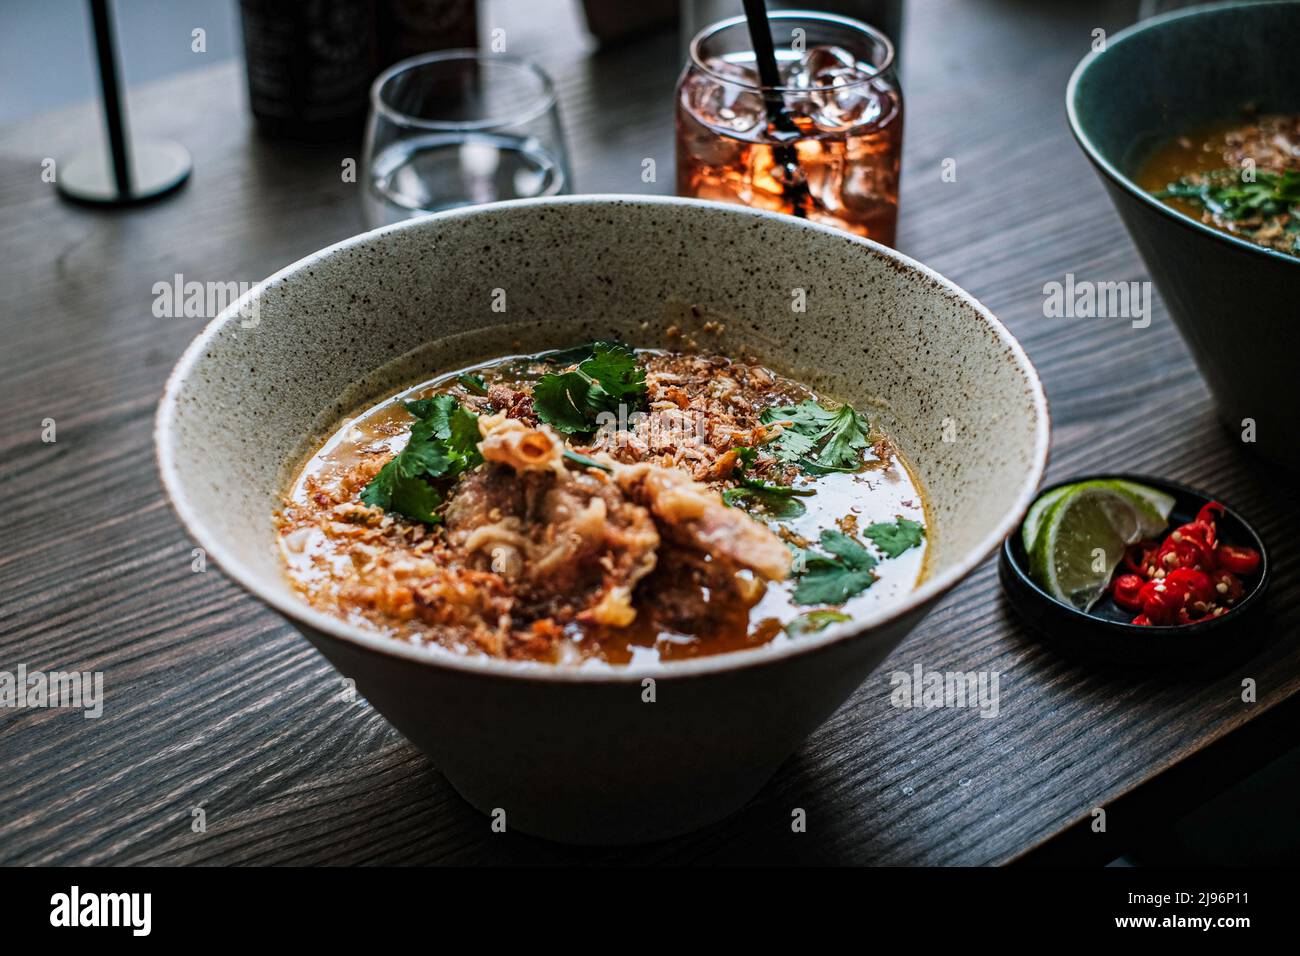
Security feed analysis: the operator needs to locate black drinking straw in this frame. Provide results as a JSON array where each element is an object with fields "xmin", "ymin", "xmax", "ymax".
[{"xmin": 740, "ymin": 0, "xmax": 808, "ymax": 218}]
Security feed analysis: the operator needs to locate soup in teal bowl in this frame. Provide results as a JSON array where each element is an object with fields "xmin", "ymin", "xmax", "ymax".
[{"xmin": 1067, "ymin": 0, "xmax": 1300, "ymax": 470}]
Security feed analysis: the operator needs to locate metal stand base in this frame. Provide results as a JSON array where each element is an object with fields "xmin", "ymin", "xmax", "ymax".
[{"xmin": 56, "ymin": 140, "xmax": 192, "ymax": 206}]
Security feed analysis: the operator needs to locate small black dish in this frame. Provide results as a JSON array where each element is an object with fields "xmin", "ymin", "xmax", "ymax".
[{"xmin": 999, "ymin": 473, "xmax": 1269, "ymax": 665}]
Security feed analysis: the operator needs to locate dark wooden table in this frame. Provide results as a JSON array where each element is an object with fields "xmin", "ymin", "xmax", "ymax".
[{"xmin": 3, "ymin": 0, "xmax": 1297, "ymax": 866}]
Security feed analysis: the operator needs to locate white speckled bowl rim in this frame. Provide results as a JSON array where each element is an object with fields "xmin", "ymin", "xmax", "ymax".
[{"xmin": 156, "ymin": 195, "xmax": 1050, "ymax": 684}]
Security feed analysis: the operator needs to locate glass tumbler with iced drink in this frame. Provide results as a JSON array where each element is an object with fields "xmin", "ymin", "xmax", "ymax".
[{"xmin": 676, "ymin": 11, "xmax": 902, "ymax": 244}]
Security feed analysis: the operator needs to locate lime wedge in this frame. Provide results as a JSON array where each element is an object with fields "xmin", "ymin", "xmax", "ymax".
[
  {"xmin": 1108, "ymin": 479, "xmax": 1177, "ymax": 525},
  {"xmin": 1022, "ymin": 485, "xmax": 1070, "ymax": 553},
  {"xmin": 1023, "ymin": 480, "xmax": 1174, "ymax": 555},
  {"xmin": 1028, "ymin": 480, "xmax": 1174, "ymax": 611}
]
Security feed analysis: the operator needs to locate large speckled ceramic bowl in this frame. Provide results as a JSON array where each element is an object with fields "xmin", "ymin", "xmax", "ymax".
[{"xmin": 157, "ymin": 196, "xmax": 1048, "ymax": 844}]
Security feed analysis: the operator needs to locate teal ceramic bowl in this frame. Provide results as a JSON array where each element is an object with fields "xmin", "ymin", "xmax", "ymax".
[{"xmin": 1067, "ymin": 1, "xmax": 1300, "ymax": 470}]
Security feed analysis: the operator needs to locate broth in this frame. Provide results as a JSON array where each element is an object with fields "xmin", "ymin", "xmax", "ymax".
[
  {"xmin": 277, "ymin": 345, "xmax": 930, "ymax": 665},
  {"xmin": 1138, "ymin": 114, "xmax": 1300, "ymax": 257}
]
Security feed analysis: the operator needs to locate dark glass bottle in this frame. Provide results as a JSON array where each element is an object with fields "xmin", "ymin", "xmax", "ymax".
[
  {"xmin": 377, "ymin": 0, "xmax": 478, "ymax": 70},
  {"xmin": 239, "ymin": 0, "xmax": 479, "ymax": 142}
]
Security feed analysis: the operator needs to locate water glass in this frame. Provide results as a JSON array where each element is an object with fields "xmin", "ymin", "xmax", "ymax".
[{"xmin": 363, "ymin": 51, "xmax": 571, "ymax": 227}]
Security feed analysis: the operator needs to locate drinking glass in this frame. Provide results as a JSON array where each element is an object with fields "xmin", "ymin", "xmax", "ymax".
[
  {"xmin": 363, "ymin": 51, "xmax": 572, "ymax": 228},
  {"xmin": 680, "ymin": 1, "xmax": 904, "ymax": 60},
  {"xmin": 676, "ymin": 11, "xmax": 903, "ymax": 244}
]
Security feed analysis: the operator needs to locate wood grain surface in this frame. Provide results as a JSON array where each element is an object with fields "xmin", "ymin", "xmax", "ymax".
[{"xmin": 2, "ymin": 0, "xmax": 1297, "ymax": 865}]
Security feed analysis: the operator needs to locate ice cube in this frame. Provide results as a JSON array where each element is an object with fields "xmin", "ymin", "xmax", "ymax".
[
  {"xmin": 783, "ymin": 44, "xmax": 861, "ymax": 89},
  {"xmin": 679, "ymin": 108, "xmax": 750, "ymax": 169},
  {"xmin": 782, "ymin": 45, "xmax": 883, "ymax": 132},
  {"xmin": 810, "ymin": 78, "xmax": 885, "ymax": 132},
  {"xmin": 686, "ymin": 57, "xmax": 766, "ymax": 134},
  {"xmin": 841, "ymin": 156, "xmax": 896, "ymax": 216}
]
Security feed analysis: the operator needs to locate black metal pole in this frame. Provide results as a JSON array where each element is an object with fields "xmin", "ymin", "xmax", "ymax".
[{"xmin": 89, "ymin": 0, "xmax": 132, "ymax": 198}]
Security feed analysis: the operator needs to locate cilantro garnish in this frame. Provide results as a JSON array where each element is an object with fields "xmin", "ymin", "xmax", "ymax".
[
  {"xmin": 722, "ymin": 444, "xmax": 816, "ymax": 519},
  {"xmin": 761, "ymin": 401, "xmax": 833, "ymax": 459},
  {"xmin": 791, "ymin": 529, "xmax": 878, "ymax": 605},
  {"xmin": 1157, "ymin": 169, "xmax": 1300, "ymax": 220},
  {"xmin": 533, "ymin": 341, "xmax": 647, "ymax": 434},
  {"xmin": 733, "ymin": 445, "xmax": 759, "ymax": 470},
  {"xmin": 761, "ymin": 400, "xmax": 870, "ymax": 472},
  {"xmin": 538, "ymin": 340, "xmax": 632, "ymax": 366},
  {"xmin": 1157, "ymin": 169, "xmax": 1300, "ymax": 255},
  {"xmin": 784, "ymin": 608, "xmax": 852, "ymax": 637},
  {"xmin": 818, "ymin": 405, "xmax": 872, "ymax": 468},
  {"xmin": 737, "ymin": 478, "xmax": 814, "ymax": 497},
  {"xmin": 722, "ymin": 485, "xmax": 810, "ymax": 519},
  {"xmin": 359, "ymin": 395, "xmax": 482, "ymax": 523},
  {"xmin": 402, "ymin": 394, "xmax": 458, "ymax": 438},
  {"xmin": 562, "ymin": 449, "xmax": 612, "ymax": 472},
  {"xmin": 863, "ymin": 517, "xmax": 926, "ymax": 558},
  {"xmin": 456, "ymin": 373, "xmax": 488, "ymax": 395}
]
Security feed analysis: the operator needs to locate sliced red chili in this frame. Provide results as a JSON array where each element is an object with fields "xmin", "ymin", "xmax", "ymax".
[
  {"xmin": 1195, "ymin": 501, "xmax": 1225, "ymax": 526},
  {"xmin": 1138, "ymin": 579, "xmax": 1184, "ymax": 626},
  {"xmin": 1112, "ymin": 573, "xmax": 1146, "ymax": 612},
  {"xmin": 1210, "ymin": 569, "xmax": 1246, "ymax": 605},
  {"xmin": 1215, "ymin": 544, "xmax": 1260, "ymax": 577},
  {"xmin": 1106, "ymin": 497, "xmax": 1251, "ymax": 626},
  {"xmin": 1164, "ymin": 567, "xmax": 1214, "ymax": 606},
  {"xmin": 1155, "ymin": 532, "xmax": 1214, "ymax": 573},
  {"xmin": 1123, "ymin": 541, "xmax": 1158, "ymax": 575}
]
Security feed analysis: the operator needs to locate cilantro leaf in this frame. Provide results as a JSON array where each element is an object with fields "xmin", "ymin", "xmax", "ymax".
[
  {"xmin": 738, "ymin": 477, "xmax": 814, "ymax": 497},
  {"xmin": 729, "ymin": 444, "xmax": 815, "ymax": 497},
  {"xmin": 445, "ymin": 405, "xmax": 484, "ymax": 466},
  {"xmin": 818, "ymin": 529, "xmax": 878, "ymax": 568},
  {"xmin": 358, "ymin": 458, "xmax": 446, "ymax": 521},
  {"xmin": 534, "ymin": 341, "xmax": 647, "ymax": 434},
  {"xmin": 761, "ymin": 399, "xmax": 870, "ymax": 472},
  {"xmin": 538, "ymin": 340, "xmax": 632, "ymax": 366},
  {"xmin": 864, "ymin": 517, "xmax": 926, "ymax": 558},
  {"xmin": 394, "ymin": 439, "xmax": 453, "ymax": 479},
  {"xmin": 793, "ymin": 456, "xmax": 860, "ymax": 476},
  {"xmin": 580, "ymin": 342, "xmax": 646, "ymax": 406},
  {"xmin": 784, "ymin": 609, "xmax": 852, "ymax": 637},
  {"xmin": 456, "ymin": 373, "xmax": 488, "ymax": 395},
  {"xmin": 819, "ymin": 405, "xmax": 871, "ymax": 468},
  {"xmin": 386, "ymin": 473, "xmax": 444, "ymax": 524},
  {"xmin": 792, "ymin": 560, "xmax": 875, "ymax": 605},
  {"xmin": 1157, "ymin": 169, "xmax": 1300, "ymax": 254},
  {"xmin": 358, "ymin": 464, "xmax": 398, "ymax": 509},
  {"xmin": 762, "ymin": 400, "xmax": 835, "ymax": 461},
  {"xmin": 533, "ymin": 371, "xmax": 599, "ymax": 433},
  {"xmin": 360, "ymin": 396, "xmax": 481, "ymax": 524},
  {"xmin": 772, "ymin": 428, "xmax": 818, "ymax": 460},
  {"xmin": 722, "ymin": 486, "xmax": 809, "ymax": 519},
  {"xmin": 722, "ymin": 445, "xmax": 816, "ymax": 519},
  {"xmin": 791, "ymin": 529, "xmax": 878, "ymax": 605},
  {"xmin": 405, "ymin": 394, "xmax": 458, "ymax": 439},
  {"xmin": 766, "ymin": 400, "xmax": 839, "ymax": 431},
  {"xmin": 562, "ymin": 449, "xmax": 613, "ymax": 472}
]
